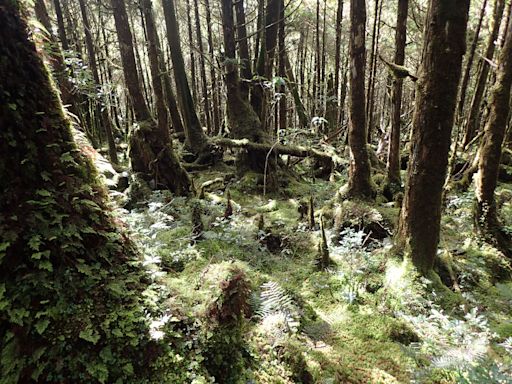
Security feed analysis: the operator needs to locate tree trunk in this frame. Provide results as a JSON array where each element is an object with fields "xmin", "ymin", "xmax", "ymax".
[
  {"xmin": 161, "ymin": 0, "xmax": 211, "ymax": 159},
  {"xmin": 474, "ymin": 14, "xmax": 512, "ymax": 258},
  {"xmin": 346, "ymin": 0, "xmax": 375, "ymax": 199},
  {"xmin": 397, "ymin": 0, "xmax": 470, "ymax": 274},
  {"xmin": 277, "ymin": 0, "xmax": 286, "ymax": 132},
  {"xmin": 234, "ymin": 0, "xmax": 252, "ymax": 100},
  {"xmin": 457, "ymin": 0, "xmax": 487, "ymax": 120},
  {"xmin": 284, "ymin": 53, "xmax": 309, "ymax": 128},
  {"xmin": 141, "ymin": 0, "xmax": 169, "ymax": 137},
  {"xmin": 34, "ymin": 0, "xmax": 75, "ymax": 110},
  {"xmin": 185, "ymin": 0, "xmax": 198, "ymax": 104},
  {"xmin": 52, "ymin": 0, "xmax": 69, "ymax": 50},
  {"xmin": 366, "ymin": 0, "xmax": 382, "ymax": 143},
  {"xmin": 462, "ymin": 0, "xmax": 505, "ymax": 148},
  {"xmin": 204, "ymin": 0, "xmax": 221, "ymax": 134},
  {"xmin": 333, "ymin": 0, "xmax": 344, "ymax": 125},
  {"xmin": 193, "ymin": 0, "xmax": 212, "ymax": 132},
  {"xmin": 112, "ymin": 0, "xmax": 191, "ymax": 192},
  {"xmin": 220, "ymin": 0, "xmax": 277, "ymax": 188},
  {"xmin": 77, "ymin": 0, "xmax": 118, "ymax": 165},
  {"xmin": 252, "ymin": 0, "xmax": 280, "ymax": 129},
  {"xmin": 0, "ymin": 3, "xmax": 166, "ymax": 381},
  {"xmin": 386, "ymin": 0, "xmax": 409, "ymax": 187}
]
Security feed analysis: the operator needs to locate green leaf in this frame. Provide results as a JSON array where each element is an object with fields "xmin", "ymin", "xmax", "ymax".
[
  {"xmin": 79, "ymin": 328, "xmax": 101, "ymax": 344},
  {"xmin": 35, "ymin": 189, "xmax": 52, "ymax": 197},
  {"xmin": 9, "ymin": 308, "xmax": 29, "ymax": 325},
  {"xmin": 31, "ymin": 250, "xmax": 50, "ymax": 260},
  {"xmin": 60, "ymin": 152, "xmax": 74, "ymax": 163},
  {"xmin": 35, "ymin": 319, "xmax": 50, "ymax": 335},
  {"xmin": 28, "ymin": 235, "xmax": 41, "ymax": 251},
  {"xmin": 122, "ymin": 362, "xmax": 133, "ymax": 375},
  {"xmin": 0, "ymin": 241, "xmax": 9, "ymax": 263},
  {"xmin": 38, "ymin": 260, "xmax": 53, "ymax": 272},
  {"xmin": 0, "ymin": 283, "xmax": 7, "ymax": 311}
]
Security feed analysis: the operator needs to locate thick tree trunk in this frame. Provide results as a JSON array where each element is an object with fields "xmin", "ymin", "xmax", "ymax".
[
  {"xmin": 161, "ymin": 0, "xmax": 211, "ymax": 159},
  {"xmin": 462, "ymin": 0, "xmax": 505, "ymax": 148},
  {"xmin": 386, "ymin": 0, "xmax": 409, "ymax": 187},
  {"xmin": 346, "ymin": 0, "xmax": 375, "ymax": 199},
  {"xmin": 0, "ymin": 3, "xmax": 163, "ymax": 381},
  {"xmin": 397, "ymin": 0, "xmax": 470, "ymax": 274},
  {"xmin": 474, "ymin": 14, "xmax": 512, "ymax": 258},
  {"xmin": 112, "ymin": 0, "xmax": 190, "ymax": 192}
]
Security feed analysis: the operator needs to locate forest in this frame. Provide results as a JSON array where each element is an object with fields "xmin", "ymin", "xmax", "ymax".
[{"xmin": 1, "ymin": 0, "xmax": 512, "ymax": 382}]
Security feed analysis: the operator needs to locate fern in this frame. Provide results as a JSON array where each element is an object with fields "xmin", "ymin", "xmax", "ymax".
[{"xmin": 253, "ymin": 281, "xmax": 300, "ymax": 333}]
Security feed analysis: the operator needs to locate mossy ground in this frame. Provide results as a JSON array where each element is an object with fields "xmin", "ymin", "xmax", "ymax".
[{"xmin": 122, "ymin": 164, "xmax": 512, "ymax": 383}]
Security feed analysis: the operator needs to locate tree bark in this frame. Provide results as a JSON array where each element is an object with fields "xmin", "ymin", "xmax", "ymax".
[
  {"xmin": 252, "ymin": 0, "xmax": 280, "ymax": 129},
  {"xmin": 397, "ymin": 0, "xmax": 470, "ymax": 274},
  {"xmin": 333, "ymin": 0, "xmax": 344, "ymax": 125},
  {"xmin": 141, "ymin": 0, "xmax": 169, "ymax": 137},
  {"xmin": 366, "ymin": 0, "xmax": 382, "ymax": 143},
  {"xmin": 457, "ymin": 0, "xmax": 487, "ymax": 120},
  {"xmin": 284, "ymin": 53, "xmax": 309, "ymax": 128},
  {"xmin": 185, "ymin": 0, "xmax": 198, "ymax": 104},
  {"xmin": 52, "ymin": 0, "xmax": 69, "ymax": 50},
  {"xmin": 111, "ymin": 0, "xmax": 151, "ymax": 122},
  {"xmin": 193, "ymin": 0, "xmax": 212, "ymax": 132},
  {"xmin": 78, "ymin": 0, "xmax": 118, "ymax": 165},
  {"xmin": 234, "ymin": 0, "xmax": 253, "ymax": 100},
  {"xmin": 386, "ymin": 0, "xmax": 409, "ymax": 187},
  {"xmin": 204, "ymin": 0, "xmax": 221, "ymax": 134},
  {"xmin": 161, "ymin": 0, "xmax": 211, "ymax": 159},
  {"xmin": 346, "ymin": 0, "xmax": 375, "ymax": 199},
  {"xmin": 474, "ymin": 13, "xmax": 512, "ymax": 258},
  {"xmin": 112, "ymin": 0, "xmax": 191, "ymax": 192},
  {"xmin": 220, "ymin": 0, "xmax": 276, "ymax": 185},
  {"xmin": 462, "ymin": 0, "xmax": 505, "ymax": 148},
  {"xmin": 0, "ymin": 3, "xmax": 165, "ymax": 381}
]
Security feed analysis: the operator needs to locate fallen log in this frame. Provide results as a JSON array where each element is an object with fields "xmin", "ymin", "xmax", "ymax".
[{"xmin": 212, "ymin": 137, "xmax": 343, "ymax": 166}]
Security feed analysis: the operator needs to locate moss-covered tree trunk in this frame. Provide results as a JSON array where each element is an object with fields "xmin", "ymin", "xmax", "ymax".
[
  {"xmin": 0, "ymin": 3, "xmax": 166, "ymax": 381},
  {"xmin": 346, "ymin": 0, "xmax": 375, "ymax": 199},
  {"xmin": 386, "ymin": 0, "xmax": 409, "ymax": 188},
  {"xmin": 474, "ymin": 14, "xmax": 512, "ymax": 258},
  {"xmin": 111, "ymin": 0, "xmax": 190, "ymax": 194},
  {"xmin": 397, "ymin": 0, "xmax": 470, "ymax": 274}
]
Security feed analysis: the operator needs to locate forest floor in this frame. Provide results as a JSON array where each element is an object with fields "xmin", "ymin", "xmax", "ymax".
[{"xmin": 107, "ymin": 157, "xmax": 512, "ymax": 383}]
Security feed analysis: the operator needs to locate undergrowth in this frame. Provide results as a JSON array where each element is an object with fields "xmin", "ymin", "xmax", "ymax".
[{"xmin": 117, "ymin": 168, "xmax": 512, "ymax": 383}]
